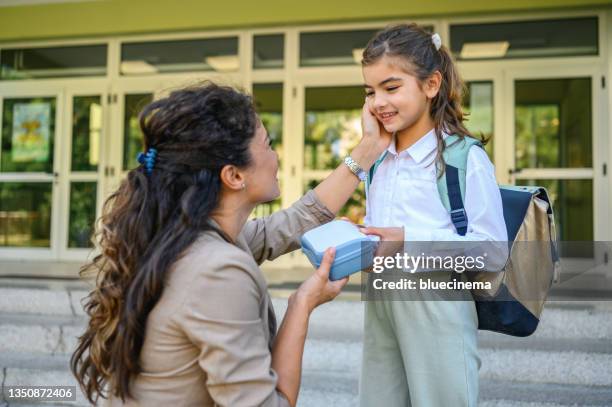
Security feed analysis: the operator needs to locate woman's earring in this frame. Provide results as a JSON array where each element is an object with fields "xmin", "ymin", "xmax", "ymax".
[{"xmin": 241, "ymin": 183, "xmax": 246, "ymax": 189}]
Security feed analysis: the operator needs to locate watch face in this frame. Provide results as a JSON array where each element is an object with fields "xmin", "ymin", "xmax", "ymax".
[{"xmin": 358, "ymin": 171, "xmax": 367, "ymax": 181}]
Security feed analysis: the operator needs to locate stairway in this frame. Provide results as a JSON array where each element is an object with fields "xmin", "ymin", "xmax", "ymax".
[
  {"xmin": 0, "ymin": 280, "xmax": 611, "ymax": 406},
  {"xmin": 285, "ymin": 298, "xmax": 612, "ymax": 406}
]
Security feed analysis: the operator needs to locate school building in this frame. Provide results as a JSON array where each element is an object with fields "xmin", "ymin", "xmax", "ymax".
[{"xmin": 0, "ymin": 0, "xmax": 610, "ymax": 283}]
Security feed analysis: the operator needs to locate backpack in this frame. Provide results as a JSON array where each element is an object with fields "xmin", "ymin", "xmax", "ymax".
[{"xmin": 366, "ymin": 134, "xmax": 560, "ymax": 337}]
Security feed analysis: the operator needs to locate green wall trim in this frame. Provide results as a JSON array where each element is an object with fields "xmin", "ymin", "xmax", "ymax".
[{"xmin": 0, "ymin": 0, "xmax": 611, "ymax": 43}]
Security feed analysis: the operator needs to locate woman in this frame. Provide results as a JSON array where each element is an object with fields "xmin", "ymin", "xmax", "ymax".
[{"xmin": 71, "ymin": 82, "xmax": 389, "ymax": 406}]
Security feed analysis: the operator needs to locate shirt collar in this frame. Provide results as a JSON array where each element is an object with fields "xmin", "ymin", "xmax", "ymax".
[{"xmin": 387, "ymin": 128, "xmax": 440, "ymax": 164}]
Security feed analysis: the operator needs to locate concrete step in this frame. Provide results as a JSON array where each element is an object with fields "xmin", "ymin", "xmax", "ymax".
[
  {"xmin": 1, "ymin": 293, "xmax": 611, "ymax": 363},
  {"xmin": 1, "ymin": 313, "xmax": 611, "ymax": 357},
  {"xmin": 1, "ymin": 323, "xmax": 611, "ymax": 387},
  {"xmin": 0, "ymin": 321, "xmax": 83, "ymax": 356},
  {"xmin": 1, "ymin": 286, "xmax": 611, "ymax": 406},
  {"xmin": 300, "ymin": 338, "xmax": 612, "ymax": 387},
  {"xmin": 0, "ymin": 287, "xmax": 88, "ymax": 317},
  {"xmin": 299, "ymin": 370, "xmax": 612, "ymax": 406},
  {"xmin": 2, "ymin": 315, "xmax": 611, "ymax": 362},
  {"xmin": 0, "ymin": 352, "xmax": 69, "ymax": 371},
  {"xmin": 277, "ymin": 299, "xmax": 612, "ymax": 342},
  {"xmin": 2, "ymin": 365, "xmax": 610, "ymax": 407}
]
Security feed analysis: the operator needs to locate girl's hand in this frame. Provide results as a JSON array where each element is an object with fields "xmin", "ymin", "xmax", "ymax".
[
  {"xmin": 361, "ymin": 226, "xmax": 404, "ymax": 258},
  {"xmin": 294, "ymin": 248, "xmax": 348, "ymax": 313},
  {"xmin": 351, "ymin": 100, "xmax": 392, "ymax": 170}
]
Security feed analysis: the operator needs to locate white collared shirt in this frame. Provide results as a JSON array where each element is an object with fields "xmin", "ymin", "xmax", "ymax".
[{"xmin": 365, "ymin": 129, "xmax": 508, "ymax": 243}]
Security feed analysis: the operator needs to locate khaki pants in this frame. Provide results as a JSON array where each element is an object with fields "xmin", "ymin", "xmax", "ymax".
[{"xmin": 359, "ymin": 279, "xmax": 480, "ymax": 407}]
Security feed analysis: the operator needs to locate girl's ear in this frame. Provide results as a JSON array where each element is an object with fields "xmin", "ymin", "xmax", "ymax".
[
  {"xmin": 424, "ymin": 71, "xmax": 442, "ymax": 99},
  {"xmin": 219, "ymin": 164, "xmax": 246, "ymax": 192}
]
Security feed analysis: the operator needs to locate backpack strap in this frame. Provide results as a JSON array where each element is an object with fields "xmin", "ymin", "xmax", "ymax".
[
  {"xmin": 365, "ymin": 151, "xmax": 388, "ymax": 200},
  {"xmin": 445, "ymin": 165, "xmax": 468, "ymax": 236},
  {"xmin": 436, "ymin": 135, "xmax": 483, "ymax": 236}
]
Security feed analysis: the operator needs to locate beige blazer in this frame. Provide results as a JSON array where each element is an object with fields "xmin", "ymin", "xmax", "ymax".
[{"xmin": 105, "ymin": 190, "xmax": 334, "ymax": 407}]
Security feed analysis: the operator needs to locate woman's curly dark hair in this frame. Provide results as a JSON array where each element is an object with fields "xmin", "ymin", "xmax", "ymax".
[{"xmin": 70, "ymin": 82, "xmax": 258, "ymax": 404}]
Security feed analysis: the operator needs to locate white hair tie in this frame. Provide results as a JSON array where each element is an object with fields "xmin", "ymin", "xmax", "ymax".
[{"xmin": 431, "ymin": 33, "xmax": 442, "ymax": 51}]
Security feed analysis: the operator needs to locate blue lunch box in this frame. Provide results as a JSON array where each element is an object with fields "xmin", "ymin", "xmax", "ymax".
[{"xmin": 300, "ymin": 220, "xmax": 379, "ymax": 281}]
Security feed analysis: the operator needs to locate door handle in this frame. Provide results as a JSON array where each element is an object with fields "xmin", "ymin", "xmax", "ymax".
[{"xmin": 507, "ymin": 168, "xmax": 522, "ymax": 184}]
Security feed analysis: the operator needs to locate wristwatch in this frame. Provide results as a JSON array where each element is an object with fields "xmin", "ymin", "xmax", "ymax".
[{"xmin": 344, "ymin": 156, "xmax": 367, "ymax": 182}]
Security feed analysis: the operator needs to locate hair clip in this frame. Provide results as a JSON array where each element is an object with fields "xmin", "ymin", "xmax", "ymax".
[
  {"xmin": 431, "ymin": 33, "xmax": 442, "ymax": 51},
  {"xmin": 137, "ymin": 147, "xmax": 158, "ymax": 175}
]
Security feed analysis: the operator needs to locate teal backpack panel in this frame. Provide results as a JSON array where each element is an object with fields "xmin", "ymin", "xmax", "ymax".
[{"xmin": 436, "ymin": 134, "xmax": 482, "ymax": 212}]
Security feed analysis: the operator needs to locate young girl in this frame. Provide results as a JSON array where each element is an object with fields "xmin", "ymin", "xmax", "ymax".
[{"xmin": 358, "ymin": 24, "xmax": 508, "ymax": 407}]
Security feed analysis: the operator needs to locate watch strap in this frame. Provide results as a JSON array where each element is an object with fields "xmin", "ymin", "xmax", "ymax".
[{"xmin": 344, "ymin": 156, "xmax": 366, "ymax": 182}]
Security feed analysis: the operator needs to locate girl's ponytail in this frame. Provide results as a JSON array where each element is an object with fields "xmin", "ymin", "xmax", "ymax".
[{"xmin": 430, "ymin": 45, "xmax": 475, "ymax": 174}]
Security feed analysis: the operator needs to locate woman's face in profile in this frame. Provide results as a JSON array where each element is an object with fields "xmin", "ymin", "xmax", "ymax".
[{"xmin": 245, "ymin": 119, "xmax": 281, "ymax": 203}]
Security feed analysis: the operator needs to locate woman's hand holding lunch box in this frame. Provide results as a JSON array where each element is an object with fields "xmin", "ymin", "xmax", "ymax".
[
  {"xmin": 293, "ymin": 248, "xmax": 349, "ymax": 313},
  {"xmin": 301, "ymin": 220, "xmax": 381, "ymax": 280}
]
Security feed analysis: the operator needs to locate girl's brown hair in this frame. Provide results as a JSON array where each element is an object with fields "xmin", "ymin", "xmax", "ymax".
[
  {"xmin": 70, "ymin": 82, "xmax": 258, "ymax": 404},
  {"xmin": 362, "ymin": 23, "xmax": 486, "ymax": 174}
]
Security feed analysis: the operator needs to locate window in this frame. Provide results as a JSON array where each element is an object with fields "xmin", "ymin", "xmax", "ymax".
[
  {"xmin": 0, "ymin": 45, "xmax": 106, "ymax": 80},
  {"xmin": 462, "ymin": 81, "xmax": 494, "ymax": 160},
  {"xmin": 252, "ymin": 83, "xmax": 283, "ymax": 215},
  {"xmin": 515, "ymin": 78, "xmax": 592, "ymax": 169},
  {"xmin": 71, "ymin": 96, "xmax": 102, "ymax": 172},
  {"xmin": 300, "ymin": 26, "xmax": 433, "ymax": 67},
  {"xmin": 121, "ymin": 37, "xmax": 239, "ymax": 74},
  {"xmin": 1, "ymin": 97, "xmax": 56, "ymax": 173},
  {"xmin": 253, "ymin": 34, "xmax": 284, "ymax": 69},
  {"xmin": 450, "ymin": 17, "xmax": 598, "ymax": 60},
  {"xmin": 300, "ymin": 29, "xmax": 379, "ymax": 67},
  {"xmin": 0, "ymin": 183, "xmax": 52, "ymax": 247},
  {"xmin": 123, "ymin": 93, "xmax": 153, "ymax": 170}
]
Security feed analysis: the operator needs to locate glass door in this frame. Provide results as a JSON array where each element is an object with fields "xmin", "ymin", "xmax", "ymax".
[
  {"xmin": 302, "ymin": 85, "xmax": 366, "ymax": 223},
  {"xmin": 252, "ymin": 83, "xmax": 283, "ymax": 217},
  {"xmin": 59, "ymin": 85, "xmax": 109, "ymax": 260},
  {"xmin": 459, "ymin": 65, "xmax": 506, "ymax": 181},
  {"xmin": 288, "ymin": 81, "xmax": 366, "ymax": 273},
  {"xmin": 506, "ymin": 65, "xmax": 611, "ymax": 282},
  {"xmin": 0, "ymin": 85, "xmax": 62, "ymax": 260},
  {"xmin": 506, "ymin": 69, "xmax": 601, "ymax": 244},
  {"xmin": 107, "ymin": 80, "xmax": 160, "ymax": 195}
]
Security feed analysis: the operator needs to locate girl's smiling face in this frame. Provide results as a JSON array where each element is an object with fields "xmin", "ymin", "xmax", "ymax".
[{"xmin": 362, "ymin": 56, "xmax": 439, "ymax": 135}]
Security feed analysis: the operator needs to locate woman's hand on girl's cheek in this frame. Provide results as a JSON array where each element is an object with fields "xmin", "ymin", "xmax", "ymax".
[
  {"xmin": 360, "ymin": 100, "xmax": 392, "ymax": 156},
  {"xmin": 367, "ymin": 98, "xmax": 393, "ymax": 142},
  {"xmin": 361, "ymin": 99, "xmax": 380, "ymax": 138}
]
